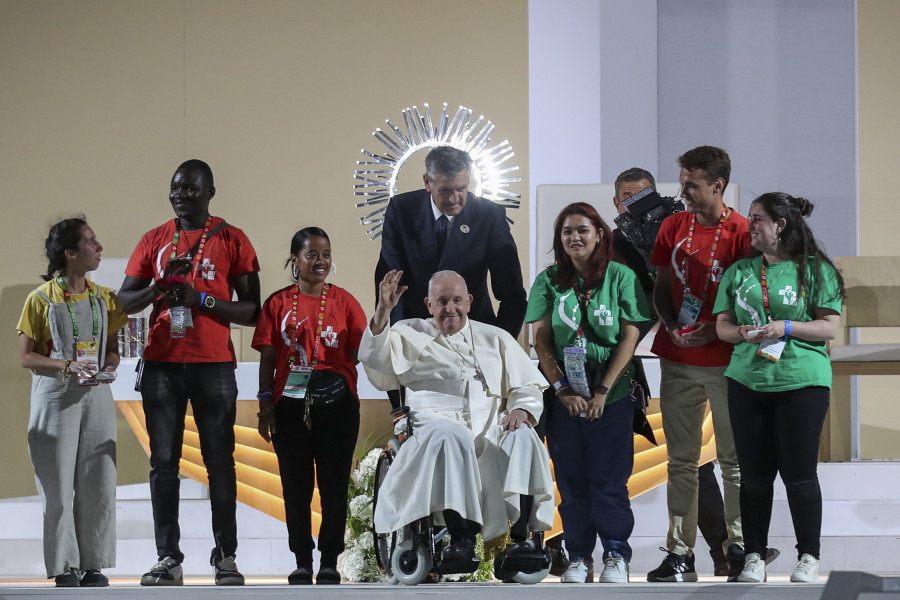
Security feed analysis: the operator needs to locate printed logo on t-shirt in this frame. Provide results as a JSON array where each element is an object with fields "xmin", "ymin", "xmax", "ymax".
[
  {"xmin": 322, "ymin": 325, "xmax": 339, "ymax": 348},
  {"xmin": 199, "ymin": 259, "xmax": 216, "ymax": 280},
  {"xmin": 671, "ymin": 239, "xmax": 725, "ymax": 284},
  {"xmin": 711, "ymin": 259, "xmax": 724, "ymax": 283},
  {"xmin": 780, "ymin": 286, "xmax": 798, "ymax": 306},
  {"xmin": 595, "ymin": 305, "xmax": 613, "ymax": 326},
  {"xmin": 280, "ymin": 311, "xmax": 312, "ymax": 363}
]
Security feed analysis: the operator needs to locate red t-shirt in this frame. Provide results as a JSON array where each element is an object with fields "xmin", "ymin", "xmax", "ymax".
[
  {"xmin": 251, "ymin": 283, "xmax": 367, "ymax": 401},
  {"xmin": 126, "ymin": 216, "xmax": 260, "ymax": 363},
  {"xmin": 650, "ymin": 209, "xmax": 751, "ymax": 367}
]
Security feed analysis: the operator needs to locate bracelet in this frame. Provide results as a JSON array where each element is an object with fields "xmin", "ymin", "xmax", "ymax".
[
  {"xmin": 257, "ymin": 406, "xmax": 275, "ymax": 418},
  {"xmin": 555, "ymin": 385, "xmax": 572, "ymax": 397},
  {"xmin": 60, "ymin": 359, "xmax": 72, "ymax": 379},
  {"xmin": 597, "ymin": 384, "xmax": 611, "ymax": 395},
  {"xmin": 551, "ymin": 378, "xmax": 569, "ymax": 392},
  {"xmin": 784, "ymin": 320, "xmax": 792, "ymax": 337},
  {"xmin": 257, "ymin": 390, "xmax": 273, "ymax": 401}
]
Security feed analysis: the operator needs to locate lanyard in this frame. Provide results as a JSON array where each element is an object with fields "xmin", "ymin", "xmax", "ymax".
[
  {"xmin": 760, "ymin": 260, "xmax": 774, "ymax": 323},
  {"xmin": 57, "ymin": 277, "xmax": 98, "ymax": 342},
  {"xmin": 682, "ymin": 207, "xmax": 729, "ymax": 301},
  {"xmin": 171, "ymin": 216, "xmax": 213, "ymax": 282},
  {"xmin": 289, "ymin": 283, "xmax": 329, "ymax": 368},
  {"xmin": 573, "ymin": 280, "xmax": 592, "ymax": 340}
]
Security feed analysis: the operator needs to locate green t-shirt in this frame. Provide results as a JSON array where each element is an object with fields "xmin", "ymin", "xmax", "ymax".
[
  {"xmin": 526, "ymin": 262, "xmax": 652, "ymax": 402},
  {"xmin": 713, "ymin": 255, "xmax": 842, "ymax": 391}
]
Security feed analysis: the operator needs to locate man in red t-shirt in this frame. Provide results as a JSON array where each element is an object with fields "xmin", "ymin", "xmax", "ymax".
[
  {"xmin": 118, "ymin": 159, "xmax": 261, "ymax": 587},
  {"xmin": 645, "ymin": 147, "xmax": 750, "ymax": 583}
]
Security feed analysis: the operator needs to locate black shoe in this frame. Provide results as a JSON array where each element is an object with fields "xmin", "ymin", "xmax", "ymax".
[
  {"xmin": 80, "ymin": 570, "xmax": 109, "ymax": 587},
  {"xmin": 443, "ymin": 538, "xmax": 476, "ymax": 561},
  {"xmin": 713, "ymin": 560, "xmax": 730, "ymax": 577},
  {"xmin": 54, "ymin": 569, "xmax": 80, "ymax": 588},
  {"xmin": 288, "ymin": 566, "xmax": 313, "ymax": 585},
  {"xmin": 726, "ymin": 544, "xmax": 745, "ymax": 582},
  {"xmin": 765, "ymin": 547, "xmax": 781, "ymax": 564},
  {"xmin": 546, "ymin": 536, "xmax": 569, "ymax": 577},
  {"xmin": 316, "ymin": 567, "xmax": 341, "ymax": 584},
  {"xmin": 646, "ymin": 548, "xmax": 697, "ymax": 582},
  {"xmin": 212, "ymin": 555, "xmax": 245, "ymax": 586}
]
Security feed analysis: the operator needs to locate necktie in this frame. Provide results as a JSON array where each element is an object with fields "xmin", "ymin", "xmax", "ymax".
[{"xmin": 436, "ymin": 215, "xmax": 449, "ymax": 257}]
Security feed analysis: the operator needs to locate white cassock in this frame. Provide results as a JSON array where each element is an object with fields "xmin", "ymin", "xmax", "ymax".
[{"xmin": 359, "ymin": 317, "xmax": 554, "ymax": 541}]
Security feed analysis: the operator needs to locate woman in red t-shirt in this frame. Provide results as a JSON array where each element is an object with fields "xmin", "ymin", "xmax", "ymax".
[{"xmin": 252, "ymin": 227, "xmax": 367, "ymax": 585}]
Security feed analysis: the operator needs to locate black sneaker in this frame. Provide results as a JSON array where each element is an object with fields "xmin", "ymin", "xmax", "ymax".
[
  {"xmin": 141, "ymin": 557, "xmax": 183, "ymax": 586},
  {"xmin": 213, "ymin": 555, "xmax": 245, "ymax": 586},
  {"xmin": 726, "ymin": 543, "xmax": 745, "ymax": 582},
  {"xmin": 646, "ymin": 548, "xmax": 697, "ymax": 582},
  {"xmin": 80, "ymin": 569, "xmax": 109, "ymax": 587},
  {"xmin": 54, "ymin": 569, "xmax": 80, "ymax": 588},
  {"xmin": 546, "ymin": 536, "xmax": 569, "ymax": 577}
]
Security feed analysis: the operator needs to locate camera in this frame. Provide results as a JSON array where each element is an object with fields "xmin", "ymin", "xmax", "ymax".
[{"xmin": 614, "ymin": 186, "xmax": 684, "ymax": 265}]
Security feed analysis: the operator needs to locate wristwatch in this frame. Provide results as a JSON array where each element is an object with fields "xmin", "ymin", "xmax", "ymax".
[
  {"xmin": 202, "ymin": 294, "xmax": 216, "ymax": 311},
  {"xmin": 597, "ymin": 384, "xmax": 611, "ymax": 395}
]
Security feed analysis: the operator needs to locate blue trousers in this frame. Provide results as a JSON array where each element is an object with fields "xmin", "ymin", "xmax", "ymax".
[{"xmin": 547, "ymin": 396, "xmax": 634, "ymax": 563}]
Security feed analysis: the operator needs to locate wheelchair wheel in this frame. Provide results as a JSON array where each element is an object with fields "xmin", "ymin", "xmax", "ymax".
[
  {"xmin": 373, "ymin": 441, "xmax": 401, "ymax": 580},
  {"xmin": 391, "ymin": 538, "xmax": 431, "ymax": 585},
  {"xmin": 511, "ymin": 566, "xmax": 550, "ymax": 584}
]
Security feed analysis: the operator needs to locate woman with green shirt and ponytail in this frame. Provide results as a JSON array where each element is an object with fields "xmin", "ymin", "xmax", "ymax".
[{"xmin": 714, "ymin": 192, "xmax": 845, "ymax": 584}]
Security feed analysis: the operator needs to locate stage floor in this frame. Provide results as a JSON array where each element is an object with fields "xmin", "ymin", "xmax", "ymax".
[{"xmin": 0, "ymin": 576, "xmax": 832, "ymax": 600}]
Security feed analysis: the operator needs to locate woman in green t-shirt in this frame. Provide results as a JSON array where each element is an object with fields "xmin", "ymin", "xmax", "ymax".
[
  {"xmin": 714, "ymin": 193, "xmax": 845, "ymax": 584},
  {"xmin": 526, "ymin": 202, "xmax": 650, "ymax": 584}
]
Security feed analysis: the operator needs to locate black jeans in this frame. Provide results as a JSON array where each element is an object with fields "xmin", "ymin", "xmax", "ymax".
[
  {"xmin": 697, "ymin": 461, "xmax": 728, "ymax": 561},
  {"xmin": 727, "ymin": 379, "xmax": 829, "ymax": 560},
  {"xmin": 141, "ymin": 361, "xmax": 238, "ymax": 563},
  {"xmin": 272, "ymin": 392, "xmax": 360, "ymax": 568}
]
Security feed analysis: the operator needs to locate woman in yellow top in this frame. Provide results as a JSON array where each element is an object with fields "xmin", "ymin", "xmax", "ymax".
[{"xmin": 17, "ymin": 216, "xmax": 127, "ymax": 587}]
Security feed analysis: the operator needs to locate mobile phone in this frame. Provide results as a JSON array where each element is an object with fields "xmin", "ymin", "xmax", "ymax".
[
  {"xmin": 745, "ymin": 329, "xmax": 763, "ymax": 338},
  {"xmin": 94, "ymin": 371, "xmax": 118, "ymax": 381},
  {"xmin": 679, "ymin": 325, "xmax": 696, "ymax": 335}
]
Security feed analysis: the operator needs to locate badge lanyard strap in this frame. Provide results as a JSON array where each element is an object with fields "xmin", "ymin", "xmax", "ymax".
[
  {"xmin": 682, "ymin": 207, "xmax": 728, "ymax": 302},
  {"xmin": 57, "ymin": 277, "xmax": 98, "ymax": 343},
  {"xmin": 760, "ymin": 260, "xmax": 775, "ymax": 323},
  {"xmin": 573, "ymin": 280, "xmax": 593, "ymax": 342},
  {"xmin": 171, "ymin": 216, "xmax": 213, "ymax": 284},
  {"xmin": 288, "ymin": 283, "xmax": 329, "ymax": 369}
]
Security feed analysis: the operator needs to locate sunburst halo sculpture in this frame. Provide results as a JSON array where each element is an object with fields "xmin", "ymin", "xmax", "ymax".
[{"xmin": 354, "ymin": 102, "xmax": 522, "ymax": 240}]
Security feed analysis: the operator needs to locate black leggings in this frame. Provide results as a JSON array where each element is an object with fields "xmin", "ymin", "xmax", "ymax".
[{"xmin": 727, "ymin": 379, "xmax": 829, "ymax": 560}]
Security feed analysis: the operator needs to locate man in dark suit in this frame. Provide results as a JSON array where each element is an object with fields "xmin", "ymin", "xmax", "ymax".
[{"xmin": 375, "ymin": 145, "xmax": 527, "ymax": 339}]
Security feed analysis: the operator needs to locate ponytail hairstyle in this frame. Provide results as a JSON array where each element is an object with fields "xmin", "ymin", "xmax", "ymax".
[
  {"xmin": 41, "ymin": 216, "xmax": 87, "ymax": 281},
  {"xmin": 750, "ymin": 193, "xmax": 846, "ymax": 302},
  {"xmin": 284, "ymin": 227, "xmax": 330, "ymax": 280},
  {"xmin": 550, "ymin": 202, "xmax": 614, "ymax": 290}
]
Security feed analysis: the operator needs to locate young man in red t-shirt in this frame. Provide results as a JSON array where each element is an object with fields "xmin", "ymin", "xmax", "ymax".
[
  {"xmin": 646, "ymin": 147, "xmax": 750, "ymax": 583},
  {"xmin": 118, "ymin": 159, "xmax": 261, "ymax": 586}
]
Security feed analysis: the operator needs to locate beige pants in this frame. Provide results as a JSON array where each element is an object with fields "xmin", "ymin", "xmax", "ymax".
[{"xmin": 659, "ymin": 359, "xmax": 742, "ymax": 556}]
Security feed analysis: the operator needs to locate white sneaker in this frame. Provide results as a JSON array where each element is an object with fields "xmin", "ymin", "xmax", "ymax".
[
  {"xmin": 790, "ymin": 554, "xmax": 819, "ymax": 583},
  {"xmin": 736, "ymin": 552, "xmax": 766, "ymax": 583},
  {"xmin": 561, "ymin": 559, "xmax": 591, "ymax": 583},
  {"xmin": 598, "ymin": 555, "xmax": 629, "ymax": 583}
]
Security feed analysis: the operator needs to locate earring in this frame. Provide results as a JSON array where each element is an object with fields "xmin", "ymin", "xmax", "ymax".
[{"xmin": 292, "ymin": 264, "xmax": 299, "ymax": 280}]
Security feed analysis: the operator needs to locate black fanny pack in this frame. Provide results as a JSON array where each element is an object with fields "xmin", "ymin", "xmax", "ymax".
[{"xmin": 306, "ymin": 370, "xmax": 350, "ymax": 407}]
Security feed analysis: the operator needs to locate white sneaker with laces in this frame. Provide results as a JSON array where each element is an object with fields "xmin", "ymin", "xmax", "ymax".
[
  {"xmin": 598, "ymin": 555, "xmax": 629, "ymax": 583},
  {"xmin": 561, "ymin": 560, "xmax": 589, "ymax": 583},
  {"xmin": 736, "ymin": 552, "xmax": 766, "ymax": 583},
  {"xmin": 790, "ymin": 554, "xmax": 819, "ymax": 583}
]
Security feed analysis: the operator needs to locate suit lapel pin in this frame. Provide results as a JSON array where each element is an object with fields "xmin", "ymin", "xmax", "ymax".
[{"xmin": 460, "ymin": 224, "xmax": 470, "ymax": 234}]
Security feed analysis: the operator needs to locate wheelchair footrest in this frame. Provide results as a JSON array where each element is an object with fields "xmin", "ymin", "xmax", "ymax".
[
  {"xmin": 438, "ymin": 557, "xmax": 481, "ymax": 575},
  {"xmin": 494, "ymin": 546, "xmax": 551, "ymax": 574}
]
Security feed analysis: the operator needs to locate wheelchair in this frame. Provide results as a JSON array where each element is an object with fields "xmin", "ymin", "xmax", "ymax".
[{"xmin": 372, "ymin": 406, "xmax": 552, "ymax": 585}]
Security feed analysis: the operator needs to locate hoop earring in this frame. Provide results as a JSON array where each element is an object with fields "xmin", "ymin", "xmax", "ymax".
[
  {"xmin": 292, "ymin": 264, "xmax": 299, "ymax": 280},
  {"xmin": 330, "ymin": 263, "xmax": 337, "ymax": 275}
]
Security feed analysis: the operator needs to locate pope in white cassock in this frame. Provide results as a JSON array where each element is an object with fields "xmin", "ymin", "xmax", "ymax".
[{"xmin": 359, "ymin": 269, "xmax": 555, "ymax": 562}]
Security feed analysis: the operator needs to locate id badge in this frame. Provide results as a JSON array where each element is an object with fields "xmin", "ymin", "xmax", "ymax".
[
  {"xmin": 757, "ymin": 337, "xmax": 786, "ymax": 362},
  {"xmin": 76, "ymin": 340, "xmax": 99, "ymax": 386},
  {"xmin": 283, "ymin": 365, "xmax": 313, "ymax": 398},
  {"xmin": 678, "ymin": 293, "xmax": 703, "ymax": 326},
  {"xmin": 563, "ymin": 346, "xmax": 592, "ymax": 399}
]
